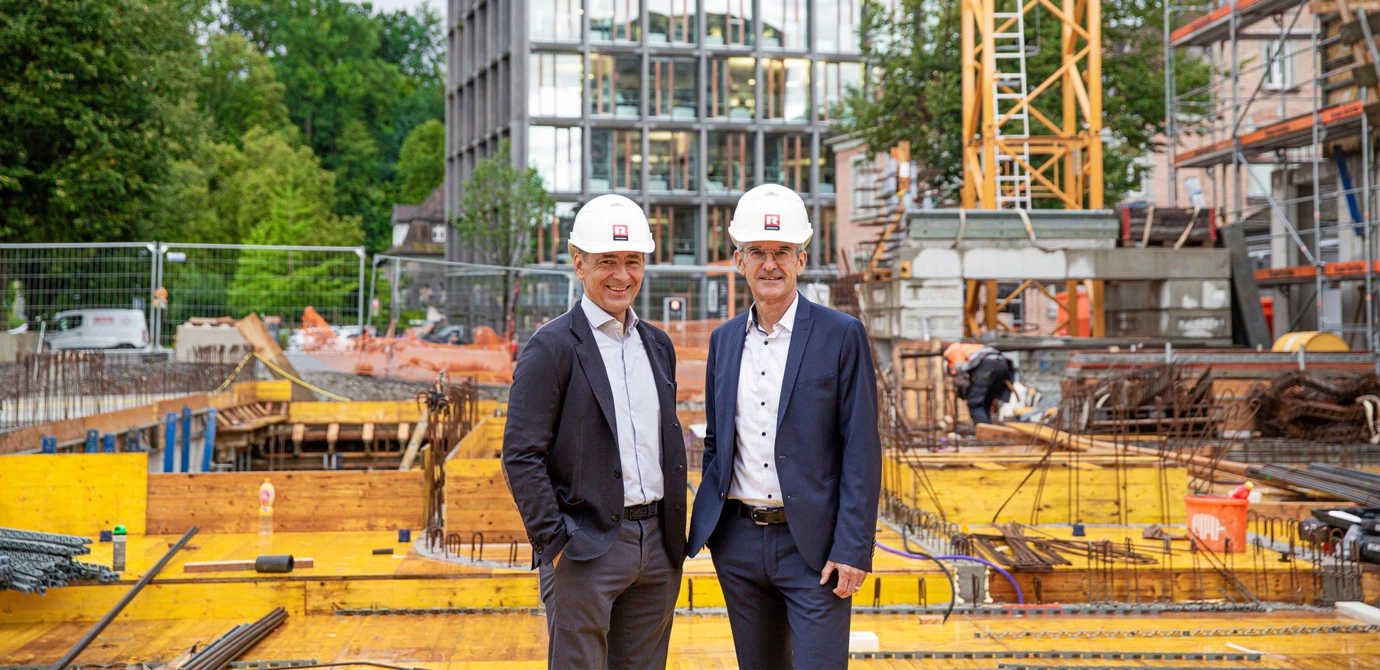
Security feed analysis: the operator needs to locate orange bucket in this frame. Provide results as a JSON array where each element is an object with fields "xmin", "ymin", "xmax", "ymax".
[{"xmin": 1184, "ymin": 495, "xmax": 1248, "ymax": 553}]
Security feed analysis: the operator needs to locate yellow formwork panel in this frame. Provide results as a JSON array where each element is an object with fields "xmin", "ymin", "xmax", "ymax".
[
  {"xmin": 287, "ymin": 401, "xmax": 424, "ymax": 425},
  {"xmin": 0, "ymin": 453, "xmax": 147, "ymax": 536},
  {"xmin": 884, "ymin": 457, "xmax": 1188, "ymax": 525}
]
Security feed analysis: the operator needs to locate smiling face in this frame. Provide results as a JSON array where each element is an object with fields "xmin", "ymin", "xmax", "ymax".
[
  {"xmin": 735, "ymin": 241, "xmax": 806, "ymax": 306},
  {"xmin": 573, "ymin": 250, "xmax": 646, "ymax": 319}
]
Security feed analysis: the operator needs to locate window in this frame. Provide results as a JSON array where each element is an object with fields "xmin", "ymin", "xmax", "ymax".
[
  {"xmin": 707, "ymin": 205, "xmax": 736, "ymax": 262},
  {"xmin": 540, "ymin": 202, "xmax": 579, "ymax": 264},
  {"xmin": 765, "ymin": 132, "xmax": 810, "ymax": 192},
  {"xmin": 850, "ymin": 154, "xmax": 877, "ymax": 217},
  {"xmin": 648, "ymin": 130, "xmax": 697, "ymax": 192},
  {"xmin": 818, "ymin": 206, "xmax": 837, "ymax": 266},
  {"xmin": 591, "ymin": 129, "xmax": 641, "ymax": 192},
  {"xmin": 761, "ymin": 0, "xmax": 807, "ymax": 50},
  {"xmin": 591, "ymin": 54, "xmax": 642, "ymax": 118},
  {"xmin": 529, "ymin": 53, "xmax": 583, "ymax": 118},
  {"xmin": 706, "ymin": 0, "xmax": 753, "ymax": 47},
  {"xmin": 818, "ymin": 142, "xmax": 835, "ymax": 194},
  {"xmin": 590, "ymin": 0, "xmax": 641, "ymax": 42},
  {"xmin": 816, "ymin": 61, "xmax": 862, "ymax": 121},
  {"xmin": 431, "ymin": 225, "xmax": 447, "ymax": 244},
  {"xmin": 528, "ymin": 126, "xmax": 583, "ymax": 192},
  {"xmin": 707, "ymin": 131, "xmax": 753, "ymax": 193},
  {"xmin": 816, "ymin": 0, "xmax": 861, "ymax": 53},
  {"xmin": 651, "ymin": 58, "xmax": 697, "ymax": 118},
  {"xmin": 763, "ymin": 58, "xmax": 809, "ymax": 122},
  {"xmin": 56, "ymin": 315, "xmax": 82, "ymax": 331},
  {"xmin": 1248, "ymin": 164, "xmax": 1274, "ymax": 198},
  {"xmin": 527, "ymin": 0, "xmax": 582, "ymax": 41},
  {"xmin": 649, "ymin": 0, "xmax": 697, "ymax": 45},
  {"xmin": 1263, "ymin": 40, "xmax": 1296, "ymax": 90},
  {"xmin": 647, "ymin": 205, "xmax": 700, "ymax": 264},
  {"xmin": 708, "ymin": 57, "xmax": 755, "ymax": 120}
]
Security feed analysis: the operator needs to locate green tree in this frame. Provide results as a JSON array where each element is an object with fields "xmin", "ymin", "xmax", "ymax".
[
  {"xmin": 197, "ymin": 33, "xmax": 290, "ymax": 143},
  {"xmin": 395, "ymin": 119, "xmax": 445, "ymax": 205},
  {"xmin": 453, "ymin": 140, "xmax": 555, "ymax": 320},
  {"xmin": 840, "ymin": 0, "xmax": 1211, "ymax": 205},
  {"xmin": 0, "ymin": 0, "xmax": 203, "ymax": 242},
  {"xmin": 335, "ymin": 119, "xmax": 395, "ymax": 253}
]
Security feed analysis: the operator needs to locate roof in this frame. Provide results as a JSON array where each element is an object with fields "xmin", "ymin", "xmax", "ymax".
[{"xmin": 386, "ymin": 187, "xmax": 447, "ymax": 257}]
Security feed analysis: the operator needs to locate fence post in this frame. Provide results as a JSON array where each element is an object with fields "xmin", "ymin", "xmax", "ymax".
[
  {"xmin": 164, "ymin": 413, "xmax": 177, "ymax": 472},
  {"xmin": 367, "ymin": 255, "xmax": 382, "ymax": 328},
  {"xmin": 357, "ymin": 247, "xmax": 367, "ymax": 327},
  {"xmin": 147, "ymin": 242, "xmax": 160, "ymax": 350},
  {"xmin": 85, "ymin": 429, "xmax": 98, "ymax": 453}
]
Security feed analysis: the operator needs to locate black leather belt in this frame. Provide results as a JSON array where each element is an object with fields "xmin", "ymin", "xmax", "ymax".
[
  {"xmin": 731, "ymin": 500, "xmax": 787, "ymax": 525},
  {"xmin": 624, "ymin": 500, "xmax": 660, "ymax": 521}
]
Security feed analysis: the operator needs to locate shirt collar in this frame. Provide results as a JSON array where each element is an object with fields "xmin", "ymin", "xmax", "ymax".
[
  {"xmin": 581, "ymin": 294, "xmax": 639, "ymax": 336},
  {"xmin": 747, "ymin": 291, "xmax": 800, "ymax": 336}
]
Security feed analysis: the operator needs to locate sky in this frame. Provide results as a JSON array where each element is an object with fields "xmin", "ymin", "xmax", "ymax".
[{"xmin": 357, "ymin": 0, "xmax": 436, "ymax": 14}]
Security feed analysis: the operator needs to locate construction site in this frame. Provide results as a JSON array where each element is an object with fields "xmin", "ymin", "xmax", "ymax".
[{"xmin": 10, "ymin": 0, "xmax": 1380, "ymax": 668}]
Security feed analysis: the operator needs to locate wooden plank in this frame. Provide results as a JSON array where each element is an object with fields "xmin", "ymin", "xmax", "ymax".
[
  {"xmin": 445, "ymin": 459, "xmax": 525, "ymax": 542},
  {"xmin": 974, "ymin": 424, "xmax": 1027, "ymax": 442},
  {"xmin": 0, "ymin": 454, "xmax": 148, "ymax": 536},
  {"xmin": 146, "ymin": 471, "xmax": 425, "ymax": 534},
  {"xmin": 236, "ymin": 313, "xmax": 313, "ymax": 401}
]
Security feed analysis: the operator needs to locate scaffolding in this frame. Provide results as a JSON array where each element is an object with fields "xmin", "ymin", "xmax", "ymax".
[{"xmin": 1165, "ymin": 0, "xmax": 1380, "ymax": 353}]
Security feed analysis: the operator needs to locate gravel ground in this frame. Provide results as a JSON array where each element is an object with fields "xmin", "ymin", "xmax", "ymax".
[{"xmin": 298, "ymin": 370, "xmax": 510, "ymax": 403}]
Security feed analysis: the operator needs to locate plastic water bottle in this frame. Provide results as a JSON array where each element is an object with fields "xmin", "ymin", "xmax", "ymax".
[
  {"xmin": 258, "ymin": 478, "xmax": 276, "ymax": 536},
  {"xmin": 111, "ymin": 524, "xmax": 127, "ymax": 572}
]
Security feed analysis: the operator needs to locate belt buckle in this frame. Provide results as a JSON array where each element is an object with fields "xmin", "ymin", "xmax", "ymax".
[{"xmin": 750, "ymin": 508, "xmax": 770, "ymax": 526}]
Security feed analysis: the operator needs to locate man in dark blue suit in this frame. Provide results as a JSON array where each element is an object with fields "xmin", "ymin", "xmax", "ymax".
[{"xmin": 686, "ymin": 184, "xmax": 882, "ymax": 669}]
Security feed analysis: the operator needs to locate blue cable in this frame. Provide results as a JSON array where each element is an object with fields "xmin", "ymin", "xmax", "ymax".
[{"xmin": 875, "ymin": 540, "xmax": 1026, "ymax": 605}]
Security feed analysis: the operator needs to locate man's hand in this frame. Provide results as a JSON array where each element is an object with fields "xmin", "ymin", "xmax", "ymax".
[
  {"xmin": 551, "ymin": 550, "xmax": 563, "ymax": 568},
  {"xmin": 821, "ymin": 560, "xmax": 868, "ymax": 599}
]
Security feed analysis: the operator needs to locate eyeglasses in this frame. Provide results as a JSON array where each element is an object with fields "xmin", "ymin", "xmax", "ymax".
[{"xmin": 741, "ymin": 247, "xmax": 800, "ymax": 265}]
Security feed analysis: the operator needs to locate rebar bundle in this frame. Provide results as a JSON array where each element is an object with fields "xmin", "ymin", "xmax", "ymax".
[
  {"xmin": 1252, "ymin": 371, "xmax": 1380, "ymax": 442},
  {"xmin": 0, "ymin": 527, "xmax": 117, "ymax": 594},
  {"xmin": 183, "ymin": 607, "xmax": 288, "ymax": 670},
  {"xmin": 1062, "ymin": 363, "xmax": 1219, "ymax": 435}
]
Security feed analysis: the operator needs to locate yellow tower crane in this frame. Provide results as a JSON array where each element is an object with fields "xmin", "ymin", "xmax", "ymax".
[{"xmin": 960, "ymin": 0, "xmax": 1103, "ymax": 210}]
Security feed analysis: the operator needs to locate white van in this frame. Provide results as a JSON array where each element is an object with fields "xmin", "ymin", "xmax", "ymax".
[{"xmin": 44, "ymin": 309, "xmax": 149, "ymax": 350}]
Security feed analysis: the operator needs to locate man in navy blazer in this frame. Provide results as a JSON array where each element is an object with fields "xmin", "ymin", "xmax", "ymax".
[{"xmin": 686, "ymin": 184, "xmax": 882, "ymax": 669}]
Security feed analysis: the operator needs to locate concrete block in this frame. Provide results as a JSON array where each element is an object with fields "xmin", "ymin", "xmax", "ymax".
[
  {"xmin": 1107, "ymin": 308, "xmax": 1231, "ymax": 339},
  {"xmin": 900, "ymin": 308, "xmax": 964, "ymax": 341},
  {"xmin": 0, "ymin": 332, "xmax": 40, "ymax": 362},
  {"xmin": 1106, "ymin": 280, "xmax": 1231, "ymax": 311},
  {"xmin": 175, "ymin": 323, "xmax": 251, "ymax": 362},
  {"xmin": 898, "ymin": 278, "xmax": 965, "ymax": 311}
]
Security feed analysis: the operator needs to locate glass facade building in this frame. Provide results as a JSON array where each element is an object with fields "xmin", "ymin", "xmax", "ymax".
[{"xmin": 447, "ymin": 0, "xmax": 865, "ymax": 268}]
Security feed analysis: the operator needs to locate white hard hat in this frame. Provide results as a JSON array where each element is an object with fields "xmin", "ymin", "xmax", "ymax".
[
  {"xmin": 728, "ymin": 184, "xmax": 814, "ymax": 247},
  {"xmin": 568, "ymin": 194, "xmax": 655, "ymax": 254}
]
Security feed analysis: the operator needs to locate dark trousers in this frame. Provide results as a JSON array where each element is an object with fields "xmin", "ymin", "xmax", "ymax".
[
  {"xmin": 538, "ymin": 515, "xmax": 682, "ymax": 669},
  {"xmin": 967, "ymin": 357, "xmax": 1011, "ymax": 425},
  {"xmin": 708, "ymin": 505, "xmax": 852, "ymax": 670}
]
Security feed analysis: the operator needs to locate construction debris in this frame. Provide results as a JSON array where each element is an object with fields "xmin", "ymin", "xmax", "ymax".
[
  {"xmin": 182, "ymin": 607, "xmax": 288, "ymax": 670},
  {"xmin": 1062, "ymin": 363, "xmax": 1218, "ymax": 435},
  {"xmin": 0, "ymin": 527, "xmax": 118, "ymax": 594},
  {"xmin": 1252, "ymin": 372, "xmax": 1380, "ymax": 442}
]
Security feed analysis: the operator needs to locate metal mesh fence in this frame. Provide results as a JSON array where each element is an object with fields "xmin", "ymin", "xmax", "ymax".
[
  {"xmin": 0, "ymin": 244, "xmax": 156, "ymax": 330},
  {"xmin": 156, "ymin": 244, "xmax": 365, "ymax": 346}
]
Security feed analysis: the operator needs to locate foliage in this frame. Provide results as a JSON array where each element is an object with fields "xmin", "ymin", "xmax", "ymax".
[
  {"xmin": 0, "ymin": 0, "xmax": 203, "ymax": 242},
  {"xmin": 453, "ymin": 140, "xmax": 556, "ymax": 319},
  {"xmin": 197, "ymin": 33, "xmax": 290, "ymax": 143},
  {"xmin": 840, "ymin": 0, "xmax": 1212, "ymax": 205},
  {"xmin": 395, "ymin": 119, "xmax": 445, "ymax": 205}
]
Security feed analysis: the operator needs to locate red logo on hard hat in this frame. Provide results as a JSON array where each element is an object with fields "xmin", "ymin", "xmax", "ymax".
[
  {"xmin": 764, "ymin": 214, "xmax": 781, "ymax": 231},
  {"xmin": 612, "ymin": 225, "xmax": 629, "ymax": 241}
]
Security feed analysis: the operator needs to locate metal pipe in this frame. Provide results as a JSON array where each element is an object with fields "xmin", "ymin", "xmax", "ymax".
[
  {"xmin": 163, "ymin": 412, "xmax": 176, "ymax": 473},
  {"xmin": 48, "ymin": 526, "xmax": 199, "ymax": 670},
  {"xmin": 202, "ymin": 408, "xmax": 217, "ymax": 473},
  {"xmin": 1312, "ymin": 10, "xmax": 1325, "ymax": 330}
]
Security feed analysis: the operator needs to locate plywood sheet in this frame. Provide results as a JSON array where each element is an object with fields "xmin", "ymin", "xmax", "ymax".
[
  {"xmin": 146, "ymin": 471, "xmax": 425, "ymax": 534},
  {"xmin": 445, "ymin": 459, "xmax": 525, "ymax": 542},
  {"xmin": 0, "ymin": 453, "xmax": 148, "ymax": 536}
]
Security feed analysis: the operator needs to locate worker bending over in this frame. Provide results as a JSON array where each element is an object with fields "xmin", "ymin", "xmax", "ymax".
[{"xmin": 943, "ymin": 342, "xmax": 1013, "ymax": 425}]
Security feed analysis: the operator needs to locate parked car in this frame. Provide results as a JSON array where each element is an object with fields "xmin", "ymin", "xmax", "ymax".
[{"xmin": 44, "ymin": 309, "xmax": 149, "ymax": 350}]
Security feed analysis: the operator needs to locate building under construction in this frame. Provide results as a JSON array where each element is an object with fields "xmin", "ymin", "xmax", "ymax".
[{"xmin": 7, "ymin": 0, "xmax": 1380, "ymax": 668}]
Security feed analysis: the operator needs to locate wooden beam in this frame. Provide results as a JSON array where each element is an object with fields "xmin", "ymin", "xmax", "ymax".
[
  {"xmin": 237, "ymin": 313, "xmax": 314, "ymax": 401},
  {"xmin": 1064, "ymin": 279, "xmax": 1080, "ymax": 336},
  {"xmin": 1089, "ymin": 279, "xmax": 1106, "ymax": 337},
  {"xmin": 984, "ymin": 279, "xmax": 999, "ymax": 331}
]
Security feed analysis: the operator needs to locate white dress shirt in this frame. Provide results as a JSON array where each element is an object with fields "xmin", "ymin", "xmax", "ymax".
[
  {"xmin": 580, "ymin": 296, "xmax": 664, "ymax": 507},
  {"xmin": 729, "ymin": 291, "xmax": 800, "ymax": 508}
]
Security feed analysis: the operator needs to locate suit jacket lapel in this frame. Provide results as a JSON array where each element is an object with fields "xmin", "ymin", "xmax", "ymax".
[
  {"xmin": 719, "ymin": 313, "xmax": 747, "ymax": 476},
  {"xmin": 776, "ymin": 294, "xmax": 814, "ymax": 429},
  {"xmin": 569, "ymin": 300, "xmax": 618, "ymax": 436}
]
